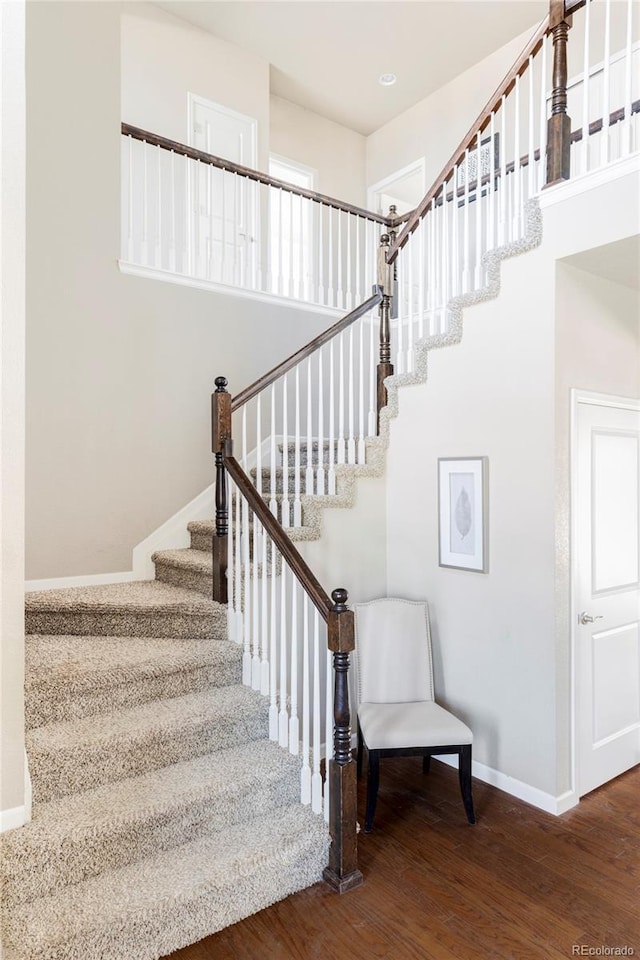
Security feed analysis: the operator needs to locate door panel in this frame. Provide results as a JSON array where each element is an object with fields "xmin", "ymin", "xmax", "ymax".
[{"xmin": 575, "ymin": 396, "xmax": 640, "ymax": 797}]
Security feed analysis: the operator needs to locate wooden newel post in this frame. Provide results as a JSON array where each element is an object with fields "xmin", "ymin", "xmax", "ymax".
[
  {"xmin": 546, "ymin": 0, "xmax": 572, "ymax": 185},
  {"xmin": 376, "ymin": 233, "xmax": 394, "ymax": 432},
  {"xmin": 323, "ymin": 588, "xmax": 364, "ymax": 894},
  {"xmin": 211, "ymin": 376, "xmax": 232, "ymax": 603}
]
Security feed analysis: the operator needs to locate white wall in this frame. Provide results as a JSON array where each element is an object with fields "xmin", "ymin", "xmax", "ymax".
[
  {"xmin": 366, "ymin": 25, "xmax": 536, "ymax": 194},
  {"xmin": 385, "ymin": 164, "xmax": 640, "ymax": 802},
  {"xmin": 26, "ymin": 1, "xmax": 331, "ymax": 579},
  {"xmin": 121, "ymin": 3, "xmax": 270, "ymax": 169},
  {"xmin": 270, "ymin": 96, "xmax": 366, "ymax": 206},
  {"xmin": 1, "ymin": 0, "xmax": 26, "ymax": 823}
]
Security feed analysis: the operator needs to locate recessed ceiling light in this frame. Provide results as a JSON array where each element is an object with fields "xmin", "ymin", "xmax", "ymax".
[{"xmin": 378, "ymin": 73, "xmax": 397, "ymax": 87}]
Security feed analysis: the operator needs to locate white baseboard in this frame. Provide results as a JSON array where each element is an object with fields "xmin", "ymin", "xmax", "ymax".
[
  {"xmin": 539, "ymin": 151, "xmax": 640, "ymax": 207},
  {"xmin": 0, "ymin": 804, "xmax": 27, "ymax": 834},
  {"xmin": 435, "ymin": 755, "xmax": 579, "ymax": 816}
]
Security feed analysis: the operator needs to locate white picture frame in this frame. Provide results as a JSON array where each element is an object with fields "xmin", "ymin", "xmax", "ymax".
[{"xmin": 438, "ymin": 457, "xmax": 489, "ymax": 572}]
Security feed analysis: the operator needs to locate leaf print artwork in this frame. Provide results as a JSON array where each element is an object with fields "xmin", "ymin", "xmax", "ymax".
[
  {"xmin": 449, "ymin": 473, "xmax": 475, "ymax": 555},
  {"xmin": 455, "ymin": 488, "xmax": 472, "ymax": 540}
]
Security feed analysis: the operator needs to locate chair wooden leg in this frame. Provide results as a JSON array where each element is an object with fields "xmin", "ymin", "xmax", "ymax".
[
  {"xmin": 459, "ymin": 744, "xmax": 476, "ymax": 824},
  {"xmin": 422, "ymin": 754, "xmax": 431, "ymax": 775},
  {"xmin": 364, "ymin": 750, "xmax": 380, "ymax": 833},
  {"xmin": 357, "ymin": 723, "xmax": 363, "ymax": 781}
]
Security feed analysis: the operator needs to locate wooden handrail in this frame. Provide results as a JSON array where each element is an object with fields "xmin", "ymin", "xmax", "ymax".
[
  {"xmin": 223, "ymin": 455, "xmax": 333, "ymax": 619},
  {"xmin": 231, "ymin": 289, "xmax": 382, "ymax": 411},
  {"xmin": 122, "ymin": 122, "xmax": 390, "ymax": 227},
  {"xmin": 387, "ymin": 13, "xmax": 551, "ymax": 263}
]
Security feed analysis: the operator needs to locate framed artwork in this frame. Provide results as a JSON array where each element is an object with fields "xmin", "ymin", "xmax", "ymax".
[{"xmin": 438, "ymin": 457, "xmax": 489, "ymax": 572}]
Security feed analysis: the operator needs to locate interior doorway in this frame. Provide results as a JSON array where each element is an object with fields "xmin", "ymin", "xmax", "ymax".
[
  {"xmin": 572, "ymin": 390, "xmax": 640, "ymax": 798},
  {"xmin": 367, "ymin": 158, "xmax": 426, "ymax": 218}
]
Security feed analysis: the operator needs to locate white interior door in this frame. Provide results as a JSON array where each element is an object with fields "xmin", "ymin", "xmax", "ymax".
[
  {"xmin": 575, "ymin": 392, "xmax": 640, "ymax": 797},
  {"xmin": 188, "ymin": 95, "xmax": 257, "ymax": 286}
]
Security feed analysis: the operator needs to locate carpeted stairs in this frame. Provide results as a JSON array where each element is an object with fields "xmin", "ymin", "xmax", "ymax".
[{"xmin": 1, "ymin": 515, "xmax": 330, "ymax": 960}]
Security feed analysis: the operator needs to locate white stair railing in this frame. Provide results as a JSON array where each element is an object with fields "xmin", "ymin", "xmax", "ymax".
[{"xmin": 120, "ymin": 125, "xmax": 383, "ymax": 315}]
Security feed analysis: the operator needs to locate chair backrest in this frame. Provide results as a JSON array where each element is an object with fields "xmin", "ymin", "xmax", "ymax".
[{"xmin": 353, "ymin": 598, "xmax": 435, "ymax": 705}]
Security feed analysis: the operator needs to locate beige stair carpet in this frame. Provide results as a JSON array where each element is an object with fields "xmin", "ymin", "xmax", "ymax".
[{"xmin": 2, "ymin": 575, "xmax": 329, "ymax": 960}]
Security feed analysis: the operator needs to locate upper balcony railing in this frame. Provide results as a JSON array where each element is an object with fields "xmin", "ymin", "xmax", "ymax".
[{"xmin": 120, "ymin": 125, "xmax": 395, "ymax": 315}]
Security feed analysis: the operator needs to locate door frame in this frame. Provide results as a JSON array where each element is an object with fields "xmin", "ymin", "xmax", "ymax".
[
  {"xmin": 186, "ymin": 93, "xmax": 257, "ymax": 165},
  {"xmin": 367, "ymin": 157, "xmax": 426, "ymax": 216},
  {"xmin": 570, "ymin": 388, "xmax": 640, "ymax": 801}
]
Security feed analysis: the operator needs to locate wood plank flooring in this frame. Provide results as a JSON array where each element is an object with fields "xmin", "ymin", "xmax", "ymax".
[{"xmin": 165, "ymin": 759, "xmax": 640, "ymax": 960}]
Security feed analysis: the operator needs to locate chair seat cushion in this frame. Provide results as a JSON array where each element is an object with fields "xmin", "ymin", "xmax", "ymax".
[{"xmin": 358, "ymin": 700, "xmax": 473, "ymax": 750}]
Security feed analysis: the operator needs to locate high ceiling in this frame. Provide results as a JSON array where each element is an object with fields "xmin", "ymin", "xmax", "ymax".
[{"xmin": 156, "ymin": 1, "xmax": 547, "ymax": 135}]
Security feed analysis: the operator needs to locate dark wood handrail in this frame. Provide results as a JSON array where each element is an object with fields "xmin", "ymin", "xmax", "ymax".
[
  {"xmin": 224, "ymin": 455, "xmax": 333, "ymax": 619},
  {"xmin": 387, "ymin": 13, "xmax": 551, "ymax": 263},
  {"xmin": 122, "ymin": 122, "xmax": 390, "ymax": 227},
  {"xmin": 231, "ymin": 289, "xmax": 382, "ymax": 411}
]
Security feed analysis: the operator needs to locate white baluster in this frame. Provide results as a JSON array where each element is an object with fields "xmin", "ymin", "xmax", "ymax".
[
  {"xmin": 440, "ymin": 183, "xmax": 449, "ymax": 333},
  {"xmin": 623, "ymin": 0, "xmax": 633, "ymax": 157},
  {"xmin": 293, "ymin": 366, "xmax": 302, "ymax": 527},
  {"xmin": 337, "ymin": 210, "xmax": 344, "ymax": 309},
  {"xmin": 127, "ymin": 137, "xmax": 134, "ymax": 262},
  {"xmin": 358, "ymin": 319, "xmax": 366, "ymax": 463},
  {"xmin": 289, "ymin": 577, "xmax": 299, "ymax": 754},
  {"xmin": 226, "ymin": 476, "xmax": 235, "ymax": 642},
  {"xmin": 355, "ymin": 216, "xmax": 361, "ymax": 303},
  {"xmin": 428, "ymin": 200, "xmax": 436, "ymax": 335},
  {"xmin": 260, "ymin": 517, "xmax": 269, "ymax": 695},
  {"xmin": 305, "ymin": 357, "xmax": 314, "ymax": 495},
  {"xmin": 281, "ymin": 375, "xmax": 290, "ymax": 527},
  {"xmin": 328, "ymin": 339, "xmax": 336, "ymax": 494},
  {"xmin": 194, "ymin": 160, "xmax": 201, "ymax": 277},
  {"xmin": 451, "ymin": 165, "xmax": 459, "ymax": 296},
  {"xmin": 298, "ymin": 194, "xmax": 305, "ymax": 301},
  {"xmin": 462, "ymin": 150, "xmax": 470, "ymax": 293},
  {"xmin": 539, "ymin": 37, "xmax": 549, "ymax": 191},
  {"xmin": 347, "ymin": 327, "xmax": 356, "ymax": 463},
  {"xmin": 396, "ymin": 253, "xmax": 404, "ymax": 374},
  {"xmin": 269, "ymin": 534, "xmax": 278, "ymax": 740},
  {"xmin": 207, "ymin": 160, "xmax": 214, "ymax": 281},
  {"xmin": 316, "ymin": 349, "xmax": 325, "ymax": 494},
  {"xmin": 277, "ymin": 188, "xmax": 284, "ymax": 296},
  {"xmin": 234, "ymin": 474, "xmax": 243, "ymax": 644},
  {"xmin": 513, "ymin": 73, "xmax": 521, "ymax": 238},
  {"xmin": 318, "ymin": 204, "xmax": 325, "ymax": 305},
  {"xmin": 251, "ymin": 511, "xmax": 260, "ymax": 691},
  {"xmin": 279, "ymin": 563, "xmax": 289, "ymax": 748},
  {"xmin": 324, "ymin": 645, "xmax": 332, "ymax": 824},
  {"xmin": 418, "ymin": 222, "xmax": 425, "ymax": 341},
  {"xmin": 328, "ymin": 206, "xmax": 334, "ymax": 306},
  {"xmin": 311, "ymin": 608, "xmax": 323, "ymax": 814},
  {"xmin": 169, "ymin": 150, "xmax": 177, "ymax": 273},
  {"xmin": 407, "ymin": 234, "xmax": 415, "ymax": 373},
  {"xmin": 142, "ymin": 144, "xmax": 149, "ymax": 265},
  {"xmin": 527, "ymin": 57, "xmax": 535, "ymax": 200},
  {"xmin": 488, "ymin": 113, "xmax": 496, "ymax": 252},
  {"xmin": 269, "ymin": 384, "xmax": 277, "ymax": 517},
  {"xmin": 581, "ymin": 0, "xmax": 591, "ymax": 174},
  {"xmin": 242, "ymin": 494, "xmax": 251, "ymax": 686},
  {"xmin": 499, "ymin": 96, "xmax": 507, "ymax": 243},
  {"xmin": 301, "ymin": 593, "xmax": 311, "ymax": 804},
  {"xmin": 475, "ymin": 131, "xmax": 483, "ymax": 290},
  {"xmin": 233, "ymin": 173, "xmax": 240, "ymax": 288},
  {"xmin": 600, "ymin": 0, "xmax": 612, "ymax": 168},
  {"xmin": 337, "ymin": 333, "xmax": 346, "ymax": 464},
  {"xmin": 220, "ymin": 167, "xmax": 226, "ymax": 284}
]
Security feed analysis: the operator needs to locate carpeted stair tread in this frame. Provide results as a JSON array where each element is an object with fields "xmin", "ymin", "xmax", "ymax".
[
  {"xmin": 1, "ymin": 740, "xmax": 304, "ymax": 905},
  {"xmin": 25, "ymin": 580, "xmax": 225, "ymax": 638},
  {"xmin": 27, "ymin": 686, "xmax": 269, "ymax": 804},
  {"xmin": 3, "ymin": 804, "xmax": 328, "ymax": 960},
  {"xmin": 24, "ymin": 635, "xmax": 241, "ymax": 728},
  {"xmin": 151, "ymin": 548, "xmax": 211, "ymax": 574}
]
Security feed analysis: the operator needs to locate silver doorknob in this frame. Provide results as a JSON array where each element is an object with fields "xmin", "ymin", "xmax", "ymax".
[{"xmin": 579, "ymin": 611, "xmax": 604, "ymax": 625}]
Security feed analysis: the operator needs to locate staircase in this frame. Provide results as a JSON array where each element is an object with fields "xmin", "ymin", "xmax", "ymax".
[
  {"xmin": 4, "ymin": 2, "xmax": 638, "ymax": 956},
  {"xmin": 1, "ymin": 567, "xmax": 329, "ymax": 959}
]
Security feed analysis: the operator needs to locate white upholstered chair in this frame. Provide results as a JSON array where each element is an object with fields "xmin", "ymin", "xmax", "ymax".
[{"xmin": 353, "ymin": 598, "xmax": 475, "ymax": 832}]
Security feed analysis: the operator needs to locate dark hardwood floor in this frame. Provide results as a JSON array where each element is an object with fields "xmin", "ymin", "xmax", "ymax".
[{"xmin": 165, "ymin": 759, "xmax": 640, "ymax": 960}]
